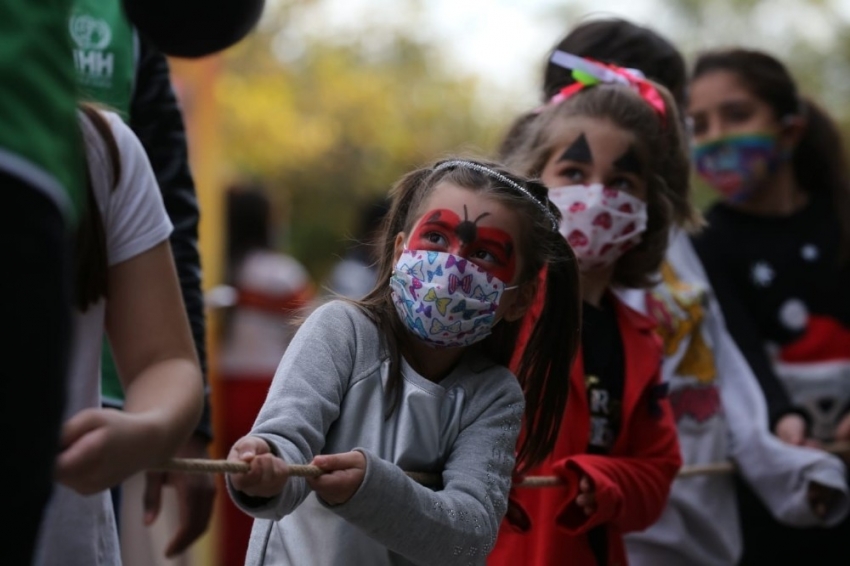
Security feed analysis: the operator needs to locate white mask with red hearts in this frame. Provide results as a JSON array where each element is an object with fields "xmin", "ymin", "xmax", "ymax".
[{"xmin": 548, "ymin": 183, "xmax": 648, "ymax": 271}]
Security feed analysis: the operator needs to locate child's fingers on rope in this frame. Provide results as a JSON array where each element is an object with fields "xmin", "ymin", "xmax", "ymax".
[
  {"xmin": 228, "ymin": 453, "xmax": 290, "ymax": 498},
  {"xmin": 307, "ymin": 451, "xmax": 367, "ymax": 506},
  {"xmin": 311, "ymin": 451, "xmax": 366, "ymax": 472},
  {"xmin": 228, "ymin": 435, "xmax": 274, "ymax": 462},
  {"xmin": 774, "ymin": 413, "xmax": 807, "ymax": 446},
  {"xmin": 575, "ymin": 475, "xmax": 597, "ymax": 516}
]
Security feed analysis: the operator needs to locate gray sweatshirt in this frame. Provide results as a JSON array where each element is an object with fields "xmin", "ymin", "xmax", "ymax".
[{"xmin": 227, "ymin": 300, "xmax": 524, "ymax": 566}]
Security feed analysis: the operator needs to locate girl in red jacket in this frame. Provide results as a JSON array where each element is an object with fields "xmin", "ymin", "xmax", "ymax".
[{"xmin": 489, "ymin": 55, "xmax": 692, "ymax": 566}]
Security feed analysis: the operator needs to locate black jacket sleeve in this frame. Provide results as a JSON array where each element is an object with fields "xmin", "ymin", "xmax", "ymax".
[
  {"xmin": 129, "ymin": 35, "xmax": 212, "ymax": 441},
  {"xmin": 692, "ymin": 234, "xmax": 807, "ymax": 431}
]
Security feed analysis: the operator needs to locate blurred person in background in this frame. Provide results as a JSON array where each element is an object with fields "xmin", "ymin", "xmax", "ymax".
[
  {"xmin": 690, "ymin": 47, "xmax": 850, "ymax": 565},
  {"xmin": 324, "ymin": 194, "xmax": 391, "ymax": 300},
  {"xmin": 217, "ymin": 184, "xmax": 314, "ymax": 566}
]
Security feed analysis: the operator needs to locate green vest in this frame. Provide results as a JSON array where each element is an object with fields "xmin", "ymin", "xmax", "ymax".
[
  {"xmin": 70, "ymin": 0, "xmax": 137, "ymax": 404},
  {"xmin": 70, "ymin": 0, "xmax": 135, "ymax": 118},
  {"xmin": 0, "ymin": 1, "xmax": 84, "ymax": 222}
]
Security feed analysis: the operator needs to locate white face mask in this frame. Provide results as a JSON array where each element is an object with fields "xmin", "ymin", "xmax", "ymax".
[
  {"xmin": 548, "ymin": 183, "xmax": 648, "ymax": 271},
  {"xmin": 390, "ymin": 249, "xmax": 513, "ymax": 348}
]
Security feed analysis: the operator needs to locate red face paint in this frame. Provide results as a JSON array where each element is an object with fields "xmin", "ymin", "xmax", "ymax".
[{"xmin": 409, "ymin": 208, "xmax": 517, "ymax": 282}]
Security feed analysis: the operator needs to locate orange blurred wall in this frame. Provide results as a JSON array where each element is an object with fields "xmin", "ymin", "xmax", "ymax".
[{"xmin": 169, "ymin": 54, "xmax": 228, "ymax": 566}]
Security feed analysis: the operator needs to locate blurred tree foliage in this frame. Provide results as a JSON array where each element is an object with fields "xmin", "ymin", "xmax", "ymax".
[{"xmin": 216, "ymin": 1, "xmax": 508, "ymax": 280}]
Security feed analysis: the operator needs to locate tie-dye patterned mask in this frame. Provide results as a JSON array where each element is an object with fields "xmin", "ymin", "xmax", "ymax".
[
  {"xmin": 549, "ymin": 183, "xmax": 648, "ymax": 271},
  {"xmin": 390, "ymin": 249, "xmax": 515, "ymax": 348},
  {"xmin": 691, "ymin": 133, "xmax": 784, "ymax": 202}
]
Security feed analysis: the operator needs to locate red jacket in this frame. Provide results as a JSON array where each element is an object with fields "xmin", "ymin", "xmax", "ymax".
[{"xmin": 488, "ymin": 294, "xmax": 682, "ymax": 566}]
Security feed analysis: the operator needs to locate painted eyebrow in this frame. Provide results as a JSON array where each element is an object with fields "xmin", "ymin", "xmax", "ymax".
[
  {"xmin": 418, "ymin": 217, "xmax": 452, "ymax": 227},
  {"xmin": 557, "ymin": 132, "xmax": 593, "ymax": 164},
  {"xmin": 476, "ymin": 236, "xmax": 513, "ymax": 253},
  {"xmin": 612, "ymin": 146, "xmax": 643, "ymax": 175}
]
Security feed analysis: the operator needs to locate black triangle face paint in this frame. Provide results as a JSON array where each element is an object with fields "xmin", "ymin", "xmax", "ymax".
[
  {"xmin": 559, "ymin": 132, "xmax": 593, "ymax": 164},
  {"xmin": 613, "ymin": 146, "xmax": 643, "ymax": 175}
]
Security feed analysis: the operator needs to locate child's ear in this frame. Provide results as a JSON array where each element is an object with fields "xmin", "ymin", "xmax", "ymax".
[
  {"xmin": 504, "ymin": 279, "xmax": 538, "ymax": 322},
  {"xmin": 780, "ymin": 114, "xmax": 807, "ymax": 152},
  {"xmin": 393, "ymin": 233, "xmax": 406, "ymax": 263}
]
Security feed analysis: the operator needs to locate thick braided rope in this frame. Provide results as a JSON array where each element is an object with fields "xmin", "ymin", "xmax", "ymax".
[
  {"xmin": 157, "ymin": 441, "xmax": 850, "ymax": 487},
  {"xmin": 433, "ymin": 160, "xmax": 560, "ymax": 231}
]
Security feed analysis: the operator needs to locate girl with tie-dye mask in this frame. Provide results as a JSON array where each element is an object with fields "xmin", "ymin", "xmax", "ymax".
[
  {"xmin": 489, "ymin": 56, "xmax": 691, "ymax": 566},
  {"xmin": 689, "ymin": 48, "xmax": 850, "ymax": 566},
  {"xmin": 224, "ymin": 157, "xmax": 581, "ymax": 566}
]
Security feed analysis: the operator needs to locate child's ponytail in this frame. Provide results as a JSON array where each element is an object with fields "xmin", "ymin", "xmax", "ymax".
[
  {"xmin": 793, "ymin": 97, "xmax": 850, "ymax": 262},
  {"xmin": 514, "ymin": 232, "xmax": 580, "ymax": 473}
]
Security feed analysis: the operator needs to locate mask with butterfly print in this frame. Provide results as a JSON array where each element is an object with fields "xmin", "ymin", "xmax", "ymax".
[{"xmin": 389, "ymin": 249, "xmax": 516, "ymax": 348}]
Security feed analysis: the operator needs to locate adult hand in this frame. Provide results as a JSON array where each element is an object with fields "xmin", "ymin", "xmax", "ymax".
[
  {"xmin": 143, "ymin": 434, "xmax": 216, "ymax": 558},
  {"xmin": 575, "ymin": 475, "xmax": 597, "ymax": 516},
  {"xmin": 774, "ymin": 413, "xmax": 807, "ymax": 446},
  {"xmin": 227, "ymin": 436, "xmax": 288, "ymax": 498},
  {"xmin": 306, "ymin": 451, "xmax": 367, "ymax": 506}
]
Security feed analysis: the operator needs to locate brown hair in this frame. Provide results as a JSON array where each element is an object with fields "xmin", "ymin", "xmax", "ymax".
[
  {"xmin": 502, "ymin": 82, "xmax": 697, "ymax": 288},
  {"xmin": 355, "ymin": 157, "xmax": 581, "ymax": 472},
  {"xmin": 692, "ymin": 48, "xmax": 850, "ymax": 262},
  {"xmin": 75, "ymin": 103, "xmax": 122, "ymax": 311}
]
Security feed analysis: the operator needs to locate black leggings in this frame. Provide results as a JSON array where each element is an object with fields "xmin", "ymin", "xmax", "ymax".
[{"xmin": 1, "ymin": 172, "xmax": 73, "ymax": 565}]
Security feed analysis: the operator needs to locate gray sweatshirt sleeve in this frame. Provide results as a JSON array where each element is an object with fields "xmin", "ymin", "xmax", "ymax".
[
  {"xmin": 325, "ymin": 376, "xmax": 524, "ymax": 566},
  {"xmin": 226, "ymin": 300, "xmax": 364, "ymax": 518}
]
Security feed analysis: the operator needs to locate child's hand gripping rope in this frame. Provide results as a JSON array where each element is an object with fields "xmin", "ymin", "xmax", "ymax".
[
  {"xmin": 226, "ymin": 436, "xmax": 367, "ymax": 505},
  {"xmin": 227, "ymin": 436, "xmax": 290, "ymax": 498}
]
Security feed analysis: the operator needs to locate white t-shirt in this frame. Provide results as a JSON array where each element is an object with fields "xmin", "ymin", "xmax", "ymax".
[{"xmin": 35, "ymin": 110, "xmax": 172, "ymax": 566}]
